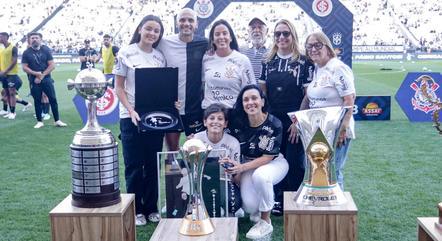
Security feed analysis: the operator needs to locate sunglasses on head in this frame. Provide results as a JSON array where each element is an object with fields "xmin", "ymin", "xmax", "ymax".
[
  {"xmin": 274, "ymin": 31, "xmax": 291, "ymax": 38},
  {"xmin": 306, "ymin": 42, "xmax": 324, "ymax": 51}
]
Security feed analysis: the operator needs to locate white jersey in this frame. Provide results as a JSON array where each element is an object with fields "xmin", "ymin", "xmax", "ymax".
[
  {"xmin": 306, "ymin": 57, "xmax": 356, "ymax": 138},
  {"xmin": 202, "ymin": 50, "xmax": 256, "ymax": 109},
  {"xmin": 194, "ymin": 131, "xmax": 241, "ymax": 163},
  {"xmin": 113, "ymin": 43, "xmax": 165, "ymax": 118}
]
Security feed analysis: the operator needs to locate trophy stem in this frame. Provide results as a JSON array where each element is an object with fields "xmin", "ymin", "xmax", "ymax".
[{"xmin": 83, "ymin": 99, "xmax": 101, "ymax": 132}]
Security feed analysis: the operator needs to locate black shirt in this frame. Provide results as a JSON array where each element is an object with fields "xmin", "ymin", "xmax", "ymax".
[
  {"xmin": 21, "ymin": 45, "xmax": 53, "ymax": 81},
  {"xmin": 79, "ymin": 47, "xmax": 98, "ymax": 70},
  {"xmin": 260, "ymin": 54, "xmax": 314, "ymax": 113},
  {"xmin": 230, "ymin": 114, "xmax": 283, "ymax": 161}
]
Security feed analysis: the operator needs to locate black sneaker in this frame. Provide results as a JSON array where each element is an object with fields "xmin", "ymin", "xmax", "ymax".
[{"xmin": 271, "ymin": 202, "xmax": 283, "ymax": 216}]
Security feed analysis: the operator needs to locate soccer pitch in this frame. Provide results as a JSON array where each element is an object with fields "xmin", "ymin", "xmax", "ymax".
[{"xmin": 0, "ymin": 61, "xmax": 441, "ymax": 241}]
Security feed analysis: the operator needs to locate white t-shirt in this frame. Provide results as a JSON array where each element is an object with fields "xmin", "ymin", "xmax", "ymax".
[
  {"xmin": 202, "ymin": 50, "xmax": 256, "ymax": 109},
  {"xmin": 306, "ymin": 57, "xmax": 356, "ymax": 138},
  {"xmin": 113, "ymin": 43, "xmax": 166, "ymax": 118},
  {"xmin": 194, "ymin": 131, "xmax": 241, "ymax": 163}
]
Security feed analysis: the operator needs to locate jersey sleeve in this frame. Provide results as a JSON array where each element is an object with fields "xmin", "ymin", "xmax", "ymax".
[
  {"xmin": 258, "ymin": 62, "xmax": 267, "ymax": 84},
  {"xmin": 333, "ymin": 64, "xmax": 355, "ymax": 97},
  {"xmin": 229, "ymin": 135, "xmax": 241, "ymax": 163},
  {"xmin": 240, "ymin": 57, "xmax": 256, "ymax": 88},
  {"xmin": 112, "ymin": 50, "xmax": 128, "ymax": 77},
  {"xmin": 112, "ymin": 46, "xmax": 119, "ymax": 55},
  {"xmin": 302, "ymin": 57, "xmax": 315, "ymax": 87}
]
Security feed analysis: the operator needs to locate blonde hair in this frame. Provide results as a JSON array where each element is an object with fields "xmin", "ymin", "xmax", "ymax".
[
  {"xmin": 266, "ymin": 19, "xmax": 302, "ymax": 63},
  {"xmin": 305, "ymin": 31, "xmax": 337, "ymax": 59}
]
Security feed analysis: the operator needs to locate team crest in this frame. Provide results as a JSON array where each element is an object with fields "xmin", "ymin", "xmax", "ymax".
[
  {"xmin": 89, "ymin": 88, "xmax": 118, "ymax": 116},
  {"xmin": 312, "ymin": 0, "xmax": 333, "ymax": 17},
  {"xmin": 194, "ymin": 0, "xmax": 214, "ymax": 19},
  {"xmin": 410, "ymin": 75, "xmax": 440, "ymax": 113},
  {"xmin": 332, "ymin": 32, "xmax": 342, "ymax": 45}
]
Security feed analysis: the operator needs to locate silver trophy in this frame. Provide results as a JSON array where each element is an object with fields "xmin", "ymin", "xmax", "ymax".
[
  {"xmin": 67, "ymin": 67, "xmax": 121, "ymax": 208},
  {"xmin": 178, "ymin": 139, "xmax": 215, "ymax": 236},
  {"xmin": 288, "ymin": 106, "xmax": 349, "ymax": 206}
]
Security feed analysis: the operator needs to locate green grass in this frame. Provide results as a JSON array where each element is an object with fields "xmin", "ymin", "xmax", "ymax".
[{"xmin": 0, "ymin": 61, "xmax": 441, "ymax": 241}]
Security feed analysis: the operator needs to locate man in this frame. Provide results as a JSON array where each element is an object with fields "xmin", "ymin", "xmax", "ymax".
[
  {"xmin": 240, "ymin": 17, "xmax": 269, "ymax": 80},
  {"xmin": 0, "ymin": 32, "xmax": 24, "ymax": 120},
  {"xmin": 97, "ymin": 34, "xmax": 119, "ymax": 86},
  {"xmin": 21, "ymin": 32, "xmax": 67, "ymax": 128},
  {"xmin": 157, "ymin": 8, "xmax": 208, "ymax": 151},
  {"xmin": 78, "ymin": 39, "xmax": 98, "ymax": 70}
]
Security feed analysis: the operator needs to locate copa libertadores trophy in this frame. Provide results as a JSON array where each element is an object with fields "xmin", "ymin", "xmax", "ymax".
[
  {"xmin": 289, "ymin": 106, "xmax": 349, "ymax": 206},
  {"xmin": 178, "ymin": 139, "xmax": 215, "ymax": 236},
  {"xmin": 67, "ymin": 66, "xmax": 121, "ymax": 208}
]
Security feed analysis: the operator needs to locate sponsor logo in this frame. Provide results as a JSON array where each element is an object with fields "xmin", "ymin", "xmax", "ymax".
[
  {"xmin": 410, "ymin": 75, "xmax": 440, "ymax": 113},
  {"xmin": 194, "ymin": 0, "xmax": 214, "ymax": 19},
  {"xmin": 312, "ymin": 0, "xmax": 333, "ymax": 17},
  {"xmin": 85, "ymin": 88, "xmax": 118, "ymax": 116},
  {"xmin": 332, "ymin": 32, "xmax": 342, "ymax": 45},
  {"xmin": 141, "ymin": 112, "xmax": 178, "ymax": 130},
  {"xmin": 362, "ymin": 102, "xmax": 383, "ymax": 116}
]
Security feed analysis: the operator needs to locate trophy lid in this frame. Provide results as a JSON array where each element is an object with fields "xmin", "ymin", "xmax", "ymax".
[
  {"xmin": 74, "ymin": 68, "xmax": 107, "ymax": 85},
  {"xmin": 182, "ymin": 139, "xmax": 208, "ymax": 154}
]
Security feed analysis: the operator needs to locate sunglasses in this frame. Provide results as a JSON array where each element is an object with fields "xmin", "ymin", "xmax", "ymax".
[
  {"xmin": 274, "ymin": 31, "xmax": 291, "ymax": 38},
  {"xmin": 306, "ymin": 42, "xmax": 324, "ymax": 51}
]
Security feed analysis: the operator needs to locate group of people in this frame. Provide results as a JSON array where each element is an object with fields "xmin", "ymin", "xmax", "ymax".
[{"xmin": 113, "ymin": 7, "xmax": 356, "ymax": 240}]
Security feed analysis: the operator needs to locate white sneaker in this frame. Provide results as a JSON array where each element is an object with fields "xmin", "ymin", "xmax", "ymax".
[
  {"xmin": 34, "ymin": 122, "xmax": 44, "ymax": 129},
  {"xmin": 7, "ymin": 113, "xmax": 16, "ymax": 120},
  {"xmin": 0, "ymin": 110, "xmax": 9, "ymax": 116},
  {"xmin": 246, "ymin": 219, "xmax": 273, "ymax": 240},
  {"xmin": 3, "ymin": 113, "xmax": 11, "ymax": 118},
  {"xmin": 135, "ymin": 214, "xmax": 147, "ymax": 226},
  {"xmin": 22, "ymin": 103, "xmax": 32, "ymax": 111},
  {"xmin": 43, "ymin": 113, "xmax": 51, "ymax": 120},
  {"xmin": 234, "ymin": 208, "xmax": 245, "ymax": 218},
  {"xmin": 249, "ymin": 212, "xmax": 261, "ymax": 223},
  {"xmin": 54, "ymin": 120, "xmax": 67, "ymax": 127},
  {"xmin": 147, "ymin": 212, "xmax": 160, "ymax": 223}
]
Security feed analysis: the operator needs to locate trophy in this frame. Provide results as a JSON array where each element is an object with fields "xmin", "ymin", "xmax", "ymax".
[
  {"xmin": 288, "ymin": 106, "xmax": 349, "ymax": 206},
  {"xmin": 178, "ymin": 139, "xmax": 215, "ymax": 236},
  {"xmin": 67, "ymin": 67, "xmax": 121, "ymax": 208}
]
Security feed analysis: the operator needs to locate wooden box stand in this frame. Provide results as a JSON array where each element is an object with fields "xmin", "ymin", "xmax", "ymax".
[
  {"xmin": 284, "ymin": 191, "xmax": 358, "ymax": 241},
  {"xmin": 417, "ymin": 217, "xmax": 442, "ymax": 241},
  {"xmin": 149, "ymin": 217, "xmax": 238, "ymax": 241},
  {"xmin": 49, "ymin": 194, "xmax": 136, "ymax": 241}
]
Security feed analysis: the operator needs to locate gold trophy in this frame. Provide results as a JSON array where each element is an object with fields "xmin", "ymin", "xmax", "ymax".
[
  {"xmin": 178, "ymin": 139, "xmax": 215, "ymax": 236},
  {"xmin": 289, "ymin": 107, "xmax": 349, "ymax": 206}
]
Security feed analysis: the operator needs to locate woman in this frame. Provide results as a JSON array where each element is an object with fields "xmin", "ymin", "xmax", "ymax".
[
  {"xmin": 202, "ymin": 19, "xmax": 256, "ymax": 110},
  {"xmin": 259, "ymin": 19, "xmax": 314, "ymax": 215},
  {"xmin": 113, "ymin": 15, "xmax": 165, "ymax": 226},
  {"xmin": 300, "ymin": 31, "xmax": 356, "ymax": 190},
  {"xmin": 226, "ymin": 85, "xmax": 288, "ymax": 240}
]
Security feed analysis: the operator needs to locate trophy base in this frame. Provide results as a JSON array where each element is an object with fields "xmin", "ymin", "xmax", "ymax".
[
  {"xmin": 179, "ymin": 215, "xmax": 214, "ymax": 236},
  {"xmin": 294, "ymin": 183, "xmax": 347, "ymax": 206},
  {"xmin": 72, "ymin": 190, "xmax": 121, "ymax": 208}
]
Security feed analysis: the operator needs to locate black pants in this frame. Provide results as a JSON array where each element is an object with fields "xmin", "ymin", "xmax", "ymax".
[
  {"xmin": 120, "ymin": 118, "xmax": 164, "ymax": 215},
  {"xmin": 272, "ymin": 112, "xmax": 305, "ymax": 204},
  {"xmin": 30, "ymin": 77, "xmax": 59, "ymax": 122}
]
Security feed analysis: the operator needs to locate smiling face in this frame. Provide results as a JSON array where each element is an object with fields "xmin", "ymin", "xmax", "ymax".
[
  {"xmin": 274, "ymin": 23, "xmax": 292, "ymax": 52},
  {"xmin": 306, "ymin": 35, "xmax": 330, "ymax": 67},
  {"xmin": 242, "ymin": 89, "xmax": 264, "ymax": 116},
  {"xmin": 138, "ymin": 20, "xmax": 161, "ymax": 47},
  {"xmin": 204, "ymin": 111, "xmax": 227, "ymax": 135},
  {"xmin": 248, "ymin": 22, "xmax": 267, "ymax": 47},
  {"xmin": 213, "ymin": 24, "xmax": 232, "ymax": 51},
  {"xmin": 177, "ymin": 10, "xmax": 197, "ymax": 39}
]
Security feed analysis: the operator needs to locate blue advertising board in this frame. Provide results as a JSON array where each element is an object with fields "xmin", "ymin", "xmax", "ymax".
[
  {"xmin": 395, "ymin": 72, "xmax": 442, "ymax": 122},
  {"xmin": 354, "ymin": 96, "xmax": 391, "ymax": 121},
  {"xmin": 72, "ymin": 88, "xmax": 120, "ymax": 125}
]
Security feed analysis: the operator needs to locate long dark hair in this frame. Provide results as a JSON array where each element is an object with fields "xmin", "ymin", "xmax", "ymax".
[
  {"xmin": 208, "ymin": 19, "xmax": 239, "ymax": 51},
  {"xmin": 230, "ymin": 85, "xmax": 269, "ymax": 129},
  {"xmin": 129, "ymin": 15, "xmax": 164, "ymax": 48}
]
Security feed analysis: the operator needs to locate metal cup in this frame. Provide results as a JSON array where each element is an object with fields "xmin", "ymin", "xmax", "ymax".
[
  {"xmin": 288, "ymin": 106, "xmax": 349, "ymax": 206},
  {"xmin": 178, "ymin": 139, "xmax": 215, "ymax": 236},
  {"xmin": 67, "ymin": 67, "xmax": 120, "ymax": 208}
]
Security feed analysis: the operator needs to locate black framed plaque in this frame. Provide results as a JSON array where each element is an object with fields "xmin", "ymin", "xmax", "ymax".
[{"xmin": 135, "ymin": 67, "xmax": 183, "ymax": 132}]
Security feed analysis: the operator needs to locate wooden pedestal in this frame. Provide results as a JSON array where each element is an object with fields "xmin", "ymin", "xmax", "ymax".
[
  {"xmin": 149, "ymin": 217, "xmax": 238, "ymax": 241},
  {"xmin": 49, "ymin": 194, "xmax": 135, "ymax": 241},
  {"xmin": 417, "ymin": 217, "xmax": 442, "ymax": 241},
  {"xmin": 284, "ymin": 191, "xmax": 358, "ymax": 241}
]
